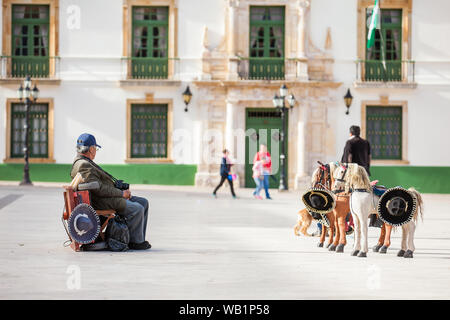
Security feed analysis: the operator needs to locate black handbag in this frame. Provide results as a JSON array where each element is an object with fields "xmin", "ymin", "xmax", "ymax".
[{"xmin": 105, "ymin": 215, "xmax": 130, "ymax": 252}]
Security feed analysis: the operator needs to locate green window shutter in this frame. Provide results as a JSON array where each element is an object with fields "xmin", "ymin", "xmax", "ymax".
[
  {"xmin": 249, "ymin": 6, "xmax": 285, "ymax": 80},
  {"xmin": 131, "ymin": 104, "xmax": 168, "ymax": 158},
  {"xmin": 11, "ymin": 4, "xmax": 50, "ymax": 78},
  {"xmin": 366, "ymin": 106, "xmax": 402, "ymax": 160},
  {"xmin": 131, "ymin": 6, "xmax": 169, "ymax": 79},
  {"xmin": 365, "ymin": 9, "xmax": 402, "ymax": 81},
  {"xmin": 11, "ymin": 103, "xmax": 49, "ymax": 158}
]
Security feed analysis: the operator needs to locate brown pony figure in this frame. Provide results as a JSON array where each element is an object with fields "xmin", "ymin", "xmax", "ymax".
[
  {"xmin": 294, "ymin": 162, "xmax": 336, "ymax": 248},
  {"xmin": 328, "ymin": 162, "xmax": 352, "ymax": 253}
]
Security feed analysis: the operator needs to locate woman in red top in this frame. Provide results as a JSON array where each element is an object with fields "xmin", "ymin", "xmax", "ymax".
[{"xmin": 253, "ymin": 144, "xmax": 272, "ymax": 200}]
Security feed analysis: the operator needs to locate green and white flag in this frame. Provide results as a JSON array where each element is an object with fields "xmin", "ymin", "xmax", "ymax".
[{"xmin": 367, "ymin": 0, "xmax": 381, "ymax": 49}]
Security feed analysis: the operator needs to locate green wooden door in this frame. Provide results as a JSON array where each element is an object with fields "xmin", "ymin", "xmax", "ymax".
[
  {"xmin": 249, "ymin": 6, "xmax": 285, "ymax": 80},
  {"xmin": 11, "ymin": 4, "xmax": 50, "ymax": 78},
  {"xmin": 245, "ymin": 108, "xmax": 288, "ymax": 188},
  {"xmin": 365, "ymin": 9, "xmax": 402, "ymax": 81}
]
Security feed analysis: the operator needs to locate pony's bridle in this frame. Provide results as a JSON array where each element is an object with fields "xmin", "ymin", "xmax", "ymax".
[
  {"xmin": 314, "ymin": 161, "xmax": 331, "ymax": 190},
  {"xmin": 332, "ymin": 164, "xmax": 348, "ymax": 194}
]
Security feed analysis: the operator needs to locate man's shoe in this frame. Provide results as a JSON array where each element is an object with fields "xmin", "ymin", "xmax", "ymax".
[{"xmin": 129, "ymin": 241, "xmax": 151, "ymax": 250}]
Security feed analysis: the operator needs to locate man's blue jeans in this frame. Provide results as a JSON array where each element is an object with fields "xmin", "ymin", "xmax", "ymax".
[{"xmin": 121, "ymin": 196, "xmax": 149, "ymax": 244}]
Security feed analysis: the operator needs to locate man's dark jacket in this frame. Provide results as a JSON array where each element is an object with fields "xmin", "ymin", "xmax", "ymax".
[
  {"xmin": 70, "ymin": 155, "xmax": 126, "ymax": 213},
  {"xmin": 341, "ymin": 136, "xmax": 371, "ymax": 175}
]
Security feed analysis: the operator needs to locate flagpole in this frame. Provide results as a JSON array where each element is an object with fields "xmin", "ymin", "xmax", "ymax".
[{"xmin": 378, "ymin": 0, "xmax": 387, "ymax": 80}]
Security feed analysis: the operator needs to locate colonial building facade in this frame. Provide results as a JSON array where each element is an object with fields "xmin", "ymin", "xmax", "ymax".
[{"xmin": 1, "ymin": 0, "xmax": 449, "ymax": 192}]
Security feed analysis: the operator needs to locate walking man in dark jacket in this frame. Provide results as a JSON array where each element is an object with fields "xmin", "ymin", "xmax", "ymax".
[
  {"xmin": 212, "ymin": 149, "xmax": 236, "ymax": 198},
  {"xmin": 70, "ymin": 133, "xmax": 151, "ymax": 250},
  {"xmin": 341, "ymin": 125, "xmax": 371, "ymax": 176}
]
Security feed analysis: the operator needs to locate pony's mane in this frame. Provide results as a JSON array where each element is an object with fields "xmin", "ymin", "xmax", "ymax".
[
  {"xmin": 349, "ymin": 164, "xmax": 371, "ymax": 190},
  {"xmin": 328, "ymin": 162, "xmax": 338, "ymax": 186},
  {"xmin": 311, "ymin": 168, "xmax": 320, "ymax": 186},
  {"xmin": 334, "ymin": 163, "xmax": 371, "ymax": 192}
]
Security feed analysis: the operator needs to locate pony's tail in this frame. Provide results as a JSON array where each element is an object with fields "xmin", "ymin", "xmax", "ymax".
[
  {"xmin": 297, "ymin": 209, "xmax": 313, "ymax": 237},
  {"xmin": 408, "ymin": 187, "xmax": 424, "ymax": 223}
]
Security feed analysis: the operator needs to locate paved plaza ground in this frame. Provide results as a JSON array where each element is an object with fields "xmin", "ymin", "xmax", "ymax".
[{"xmin": 0, "ymin": 182, "xmax": 449, "ymax": 300}]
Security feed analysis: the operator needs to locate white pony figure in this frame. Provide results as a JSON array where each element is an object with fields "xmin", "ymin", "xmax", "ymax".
[{"xmin": 332, "ymin": 163, "xmax": 424, "ymax": 258}]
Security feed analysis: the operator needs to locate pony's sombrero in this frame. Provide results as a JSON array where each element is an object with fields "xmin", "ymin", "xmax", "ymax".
[
  {"xmin": 308, "ymin": 210, "xmax": 331, "ymax": 228},
  {"xmin": 302, "ymin": 188, "xmax": 336, "ymax": 215},
  {"xmin": 67, "ymin": 203, "xmax": 100, "ymax": 244},
  {"xmin": 377, "ymin": 187, "xmax": 417, "ymax": 227}
]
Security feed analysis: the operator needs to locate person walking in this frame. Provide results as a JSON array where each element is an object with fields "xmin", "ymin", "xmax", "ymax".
[
  {"xmin": 212, "ymin": 149, "xmax": 236, "ymax": 198},
  {"xmin": 253, "ymin": 144, "xmax": 272, "ymax": 200}
]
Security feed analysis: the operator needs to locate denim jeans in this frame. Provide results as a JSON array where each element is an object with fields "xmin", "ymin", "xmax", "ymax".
[
  {"xmin": 262, "ymin": 174, "xmax": 270, "ymax": 199},
  {"xmin": 121, "ymin": 196, "xmax": 150, "ymax": 244},
  {"xmin": 253, "ymin": 177, "xmax": 263, "ymax": 196}
]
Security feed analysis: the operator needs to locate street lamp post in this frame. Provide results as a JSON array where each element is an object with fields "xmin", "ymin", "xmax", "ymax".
[
  {"xmin": 272, "ymin": 84, "xmax": 296, "ymax": 191},
  {"xmin": 17, "ymin": 76, "xmax": 39, "ymax": 186}
]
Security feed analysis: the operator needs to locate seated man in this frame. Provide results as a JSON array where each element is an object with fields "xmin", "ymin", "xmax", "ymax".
[{"xmin": 70, "ymin": 133, "xmax": 151, "ymax": 250}]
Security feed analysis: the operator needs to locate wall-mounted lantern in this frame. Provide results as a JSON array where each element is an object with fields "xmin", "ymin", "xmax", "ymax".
[
  {"xmin": 182, "ymin": 85, "xmax": 192, "ymax": 112},
  {"xmin": 344, "ymin": 89, "xmax": 353, "ymax": 115}
]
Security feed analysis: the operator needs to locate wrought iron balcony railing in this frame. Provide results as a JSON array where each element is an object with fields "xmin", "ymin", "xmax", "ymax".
[
  {"xmin": 0, "ymin": 56, "xmax": 60, "ymax": 79},
  {"xmin": 238, "ymin": 57, "xmax": 285, "ymax": 80},
  {"xmin": 355, "ymin": 59, "xmax": 416, "ymax": 83},
  {"xmin": 128, "ymin": 57, "xmax": 169, "ymax": 79}
]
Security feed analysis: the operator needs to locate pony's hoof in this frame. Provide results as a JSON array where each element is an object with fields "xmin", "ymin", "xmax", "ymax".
[
  {"xmin": 328, "ymin": 244, "xmax": 337, "ymax": 251},
  {"xmin": 403, "ymin": 250, "xmax": 414, "ymax": 258},
  {"xmin": 357, "ymin": 251, "xmax": 367, "ymax": 258},
  {"xmin": 397, "ymin": 250, "xmax": 406, "ymax": 257},
  {"xmin": 336, "ymin": 244, "xmax": 345, "ymax": 253},
  {"xmin": 379, "ymin": 246, "xmax": 388, "ymax": 254},
  {"xmin": 351, "ymin": 250, "xmax": 360, "ymax": 256},
  {"xmin": 326, "ymin": 243, "xmax": 332, "ymax": 248},
  {"xmin": 372, "ymin": 244, "xmax": 382, "ymax": 252},
  {"xmin": 317, "ymin": 242, "xmax": 324, "ymax": 248}
]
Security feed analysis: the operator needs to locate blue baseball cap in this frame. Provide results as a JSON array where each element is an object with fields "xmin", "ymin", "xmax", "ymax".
[{"xmin": 76, "ymin": 133, "xmax": 101, "ymax": 148}]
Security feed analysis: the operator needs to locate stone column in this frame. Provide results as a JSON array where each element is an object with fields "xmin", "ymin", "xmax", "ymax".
[
  {"xmin": 225, "ymin": 100, "xmax": 236, "ymax": 152},
  {"xmin": 225, "ymin": 99, "xmax": 240, "ymax": 188},
  {"xmin": 294, "ymin": 101, "xmax": 310, "ymax": 190},
  {"xmin": 227, "ymin": 0, "xmax": 240, "ymax": 80},
  {"xmin": 297, "ymin": 0, "xmax": 310, "ymax": 81}
]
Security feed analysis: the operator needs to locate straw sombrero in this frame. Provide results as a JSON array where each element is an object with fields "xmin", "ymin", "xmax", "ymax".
[
  {"xmin": 377, "ymin": 187, "xmax": 417, "ymax": 227},
  {"xmin": 308, "ymin": 210, "xmax": 331, "ymax": 228},
  {"xmin": 302, "ymin": 188, "xmax": 336, "ymax": 215}
]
